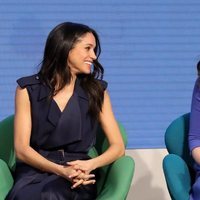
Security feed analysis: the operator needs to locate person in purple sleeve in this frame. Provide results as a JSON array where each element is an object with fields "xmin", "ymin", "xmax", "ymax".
[
  {"xmin": 189, "ymin": 61, "xmax": 200, "ymax": 200},
  {"xmin": 6, "ymin": 22, "xmax": 125, "ymax": 200}
]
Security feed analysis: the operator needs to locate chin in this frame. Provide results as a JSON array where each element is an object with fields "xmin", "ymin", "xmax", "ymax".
[
  {"xmin": 78, "ymin": 71, "xmax": 91, "ymax": 75},
  {"xmin": 84, "ymin": 71, "xmax": 91, "ymax": 74},
  {"xmin": 83, "ymin": 68, "xmax": 91, "ymax": 74}
]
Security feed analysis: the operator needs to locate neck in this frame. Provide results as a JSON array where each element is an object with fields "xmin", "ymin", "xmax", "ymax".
[
  {"xmin": 54, "ymin": 73, "xmax": 77, "ymax": 91},
  {"xmin": 70, "ymin": 71, "xmax": 77, "ymax": 82}
]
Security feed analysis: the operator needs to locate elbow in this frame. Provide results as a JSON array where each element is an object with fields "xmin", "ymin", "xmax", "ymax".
[
  {"xmin": 117, "ymin": 143, "xmax": 125, "ymax": 158},
  {"xmin": 121, "ymin": 144, "xmax": 125, "ymax": 156},
  {"xmin": 15, "ymin": 147, "xmax": 24, "ymax": 161},
  {"xmin": 14, "ymin": 144, "xmax": 29, "ymax": 161}
]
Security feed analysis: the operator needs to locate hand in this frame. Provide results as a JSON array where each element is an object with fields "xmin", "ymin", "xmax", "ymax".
[
  {"xmin": 67, "ymin": 159, "xmax": 96, "ymax": 175},
  {"xmin": 59, "ymin": 164, "xmax": 95, "ymax": 189},
  {"xmin": 71, "ymin": 170, "xmax": 96, "ymax": 189},
  {"xmin": 67, "ymin": 159, "xmax": 96, "ymax": 189},
  {"xmin": 60, "ymin": 165, "xmax": 81, "ymax": 182}
]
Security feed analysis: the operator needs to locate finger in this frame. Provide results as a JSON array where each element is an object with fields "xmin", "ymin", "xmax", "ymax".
[
  {"xmin": 67, "ymin": 161, "xmax": 79, "ymax": 165},
  {"xmin": 71, "ymin": 179, "xmax": 84, "ymax": 189},
  {"xmin": 72, "ymin": 178, "xmax": 80, "ymax": 183},
  {"xmin": 86, "ymin": 174, "xmax": 95, "ymax": 178},
  {"xmin": 82, "ymin": 180, "xmax": 96, "ymax": 185},
  {"xmin": 80, "ymin": 174, "xmax": 95, "ymax": 180},
  {"xmin": 67, "ymin": 163, "xmax": 81, "ymax": 170},
  {"xmin": 73, "ymin": 176, "xmax": 95, "ymax": 183},
  {"xmin": 76, "ymin": 172, "xmax": 85, "ymax": 179},
  {"xmin": 74, "ymin": 165, "xmax": 89, "ymax": 172},
  {"xmin": 68, "ymin": 170, "xmax": 82, "ymax": 179},
  {"xmin": 73, "ymin": 165, "xmax": 81, "ymax": 170}
]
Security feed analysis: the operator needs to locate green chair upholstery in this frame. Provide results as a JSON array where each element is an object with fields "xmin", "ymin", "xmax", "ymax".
[
  {"xmin": 0, "ymin": 115, "xmax": 15, "ymax": 200},
  {"xmin": 94, "ymin": 122, "xmax": 135, "ymax": 200},
  {"xmin": 163, "ymin": 113, "xmax": 195, "ymax": 200},
  {"xmin": 0, "ymin": 115, "xmax": 135, "ymax": 200}
]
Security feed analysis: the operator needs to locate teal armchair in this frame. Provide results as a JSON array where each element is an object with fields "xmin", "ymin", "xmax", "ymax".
[
  {"xmin": 163, "ymin": 113, "xmax": 195, "ymax": 200},
  {"xmin": 0, "ymin": 115, "xmax": 134, "ymax": 200}
]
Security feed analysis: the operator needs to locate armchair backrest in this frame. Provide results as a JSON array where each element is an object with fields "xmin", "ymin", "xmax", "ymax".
[
  {"xmin": 93, "ymin": 122, "xmax": 128, "ymax": 195},
  {"xmin": 95, "ymin": 122, "xmax": 127, "ymax": 155},
  {"xmin": 0, "ymin": 115, "xmax": 15, "ymax": 171}
]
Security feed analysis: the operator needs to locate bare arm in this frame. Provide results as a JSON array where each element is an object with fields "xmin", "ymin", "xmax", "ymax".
[
  {"xmin": 68, "ymin": 90, "xmax": 125, "ymax": 171},
  {"xmin": 92, "ymin": 90, "xmax": 125, "ymax": 167}
]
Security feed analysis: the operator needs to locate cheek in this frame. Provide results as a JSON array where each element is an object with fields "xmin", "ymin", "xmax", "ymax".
[
  {"xmin": 68, "ymin": 52, "xmax": 76, "ymax": 64},
  {"xmin": 67, "ymin": 49, "xmax": 86, "ymax": 67}
]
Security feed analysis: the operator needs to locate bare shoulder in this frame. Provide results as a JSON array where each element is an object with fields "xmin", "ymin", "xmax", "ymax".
[
  {"xmin": 102, "ymin": 90, "xmax": 112, "ymax": 106},
  {"xmin": 99, "ymin": 89, "xmax": 115, "ymax": 123},
  {"xmin": 104, "ymin": 89, "xmax": 109, "ymax": 96},
  {"xmin": 15, "ymin": 86, "xmax": 30, "ymax": 107}
]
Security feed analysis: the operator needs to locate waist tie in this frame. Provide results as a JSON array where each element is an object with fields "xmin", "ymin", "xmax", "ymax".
[{"xmin": 38, "ymin": 149, "xmax": 89, "ymax": 165}]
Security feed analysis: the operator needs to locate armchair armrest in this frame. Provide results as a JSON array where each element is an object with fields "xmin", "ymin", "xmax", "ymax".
[
  {"xmin": 97, "ymin": 156, "xmax": 135, "ymax": 200},
  {"xmin": 0, "ymin": 159, "xmax": 13, "ymax": 200},
  {"xmin": 163, "ymin": 154, "xmax": 191, "ymax": 200}
]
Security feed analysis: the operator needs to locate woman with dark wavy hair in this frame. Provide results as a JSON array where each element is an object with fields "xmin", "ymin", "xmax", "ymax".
[{"xmin": 6, "ymin": 22, "xmax": 124, "ymax": 200}]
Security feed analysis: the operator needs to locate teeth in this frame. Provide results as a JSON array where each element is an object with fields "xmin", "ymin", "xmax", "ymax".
[{"xmin": 84, "ymin": 61, "xmax": 92, "ymax": 65}]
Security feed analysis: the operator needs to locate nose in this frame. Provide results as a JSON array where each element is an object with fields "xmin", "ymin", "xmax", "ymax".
[{"xmin": 90, "ymin": 50, "xmax": 97, "ymax": 60}]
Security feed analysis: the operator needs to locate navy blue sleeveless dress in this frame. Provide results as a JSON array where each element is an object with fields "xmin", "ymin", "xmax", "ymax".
[{"xmin": 6, "ymin": 74, "xmax": 107, "ymax": 200}]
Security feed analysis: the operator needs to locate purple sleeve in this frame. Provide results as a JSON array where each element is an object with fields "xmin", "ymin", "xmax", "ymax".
[{"xmin": 189, "ymin": 77, "xmax": 200, "ymax": 152}]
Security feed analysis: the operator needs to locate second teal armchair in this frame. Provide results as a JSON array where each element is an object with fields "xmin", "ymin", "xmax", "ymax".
[{"xmin": 163, "ymin": 113, "xmax": 195, "ymax": 200}]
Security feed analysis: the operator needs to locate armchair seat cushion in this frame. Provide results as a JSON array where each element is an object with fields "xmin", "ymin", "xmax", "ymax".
[{"xmin": 163, "ymin": 154, "xmax": 191, "ymax": 200}]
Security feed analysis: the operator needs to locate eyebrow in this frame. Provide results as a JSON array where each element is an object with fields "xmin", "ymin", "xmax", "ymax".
[{"xmin": 84, "ymin": 43, "xmax": 96, "ymax": 47}]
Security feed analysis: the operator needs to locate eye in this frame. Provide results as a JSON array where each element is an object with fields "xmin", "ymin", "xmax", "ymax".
[{"xmin": 85, "ymin": 46, "xmax": 90, "ymax": 50}]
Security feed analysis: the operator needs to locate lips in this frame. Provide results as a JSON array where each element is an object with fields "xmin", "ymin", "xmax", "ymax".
[{"xmin": 84, "ymin": 61, "xmax": 92, "ymax": 65}]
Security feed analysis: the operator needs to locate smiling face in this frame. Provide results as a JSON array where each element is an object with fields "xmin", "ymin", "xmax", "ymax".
[{"xmin": 67, "ymin": 32, "xmax": 97, "ymax": 77}]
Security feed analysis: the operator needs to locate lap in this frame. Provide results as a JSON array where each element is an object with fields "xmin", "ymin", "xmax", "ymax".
[
  {"xmin": 9, "ymin": 175, "xmax": 97, "ymax": 200},
  {"xmin": 190, "ymin": 174, "xmax": 200, "ymax": 200}
]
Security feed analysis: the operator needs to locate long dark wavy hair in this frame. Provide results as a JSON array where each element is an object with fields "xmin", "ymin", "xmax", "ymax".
[
  {"xmin": 197, "ymin": 60, "xmax": 200, "ymax": 76},
  {"xmin": 38, "ymin": 22, "xmax": 105, "ymax": 119}
]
